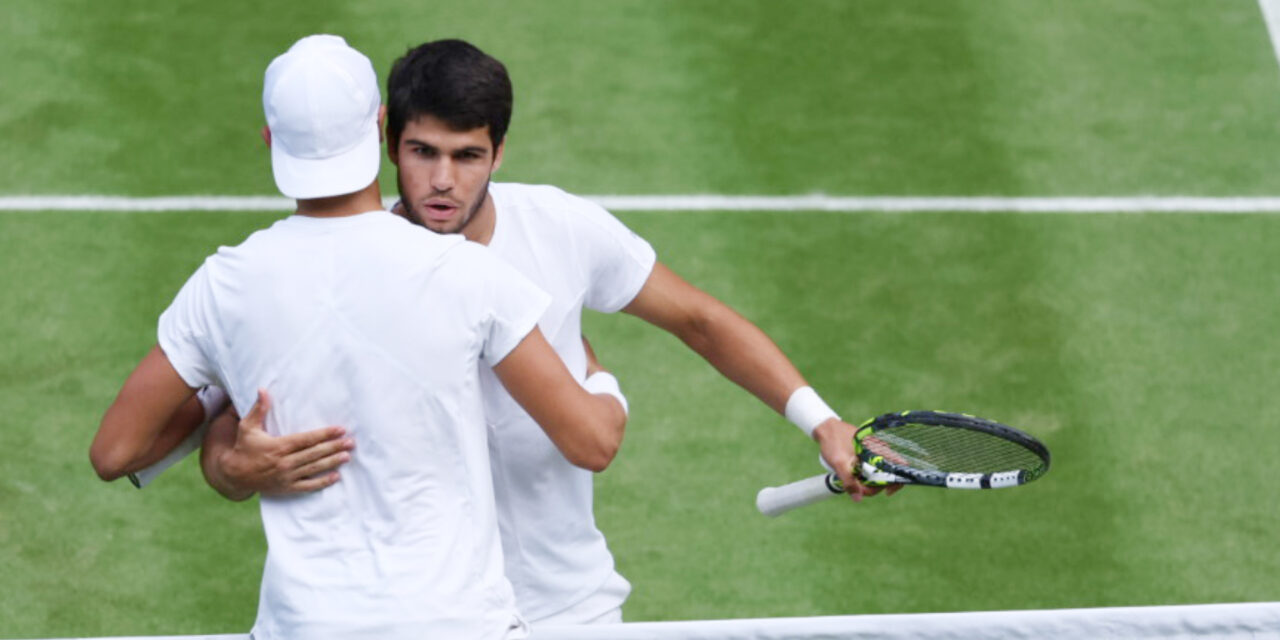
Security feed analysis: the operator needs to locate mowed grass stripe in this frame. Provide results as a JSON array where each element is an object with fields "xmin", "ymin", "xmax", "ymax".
[
  {"xmin": 11, "ymin": 195, "xmax": 1280, "ymax": 213},
  {"xmin": 4, "ymin": 211, "xmax": 1280, "ymax": 635},
  {"xmin": 4, "ymin": 2, "xmax": 1280, "ymax": 198}
]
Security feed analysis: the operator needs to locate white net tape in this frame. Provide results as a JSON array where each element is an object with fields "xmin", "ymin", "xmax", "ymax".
[{"xmin": 44, "ymin": 602, "xmax": 1280, "ymax": 640}]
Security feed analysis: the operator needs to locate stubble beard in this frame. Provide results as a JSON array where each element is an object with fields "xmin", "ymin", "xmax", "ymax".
[{"xmin": 398, "ymin": 175, "xmax": 491, "ymax": 236}]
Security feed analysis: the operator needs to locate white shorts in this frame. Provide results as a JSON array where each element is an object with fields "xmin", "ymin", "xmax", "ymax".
[{"xmin": 530, "ymin": 572, "xmax": 630, "ymax": 626}]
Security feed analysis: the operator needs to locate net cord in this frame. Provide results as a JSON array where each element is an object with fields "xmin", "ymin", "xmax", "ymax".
[{"xmin": 45, "ymin": 602, "xmax": 1280, "ymax": 640}]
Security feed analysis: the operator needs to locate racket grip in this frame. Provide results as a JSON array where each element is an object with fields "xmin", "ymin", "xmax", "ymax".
[
  {"xmin": 127, "ymin": 422, "xmax": 209, "ymax": 489},
  {"xmin": 756, "ymin": 472, "xmax": 843, "ymax": 517}
]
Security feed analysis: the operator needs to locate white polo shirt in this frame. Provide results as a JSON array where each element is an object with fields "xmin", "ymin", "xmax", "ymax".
[
  {"xmin": 481, "ymin": 183, "xmax": 656, "ymax": 622},
  {"xmin": 157, "ymin": 211, "xmax": 549, "ymax": 640}
]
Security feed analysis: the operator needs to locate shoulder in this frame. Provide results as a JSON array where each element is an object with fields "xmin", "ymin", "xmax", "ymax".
[
  {"xmin": 493, "ymin": 182, "xmax": 605, "ymax": 218},
  {"xmin": 492, "ymin": 182, "xmax": 629, "ymax": 234},
  {"xmin": 435, "ymin": 238, "xmax": 511, "ymax": 276},
  {"xmin": 331, "ymin": 211, "xmax": 473, "ymax": 263}
]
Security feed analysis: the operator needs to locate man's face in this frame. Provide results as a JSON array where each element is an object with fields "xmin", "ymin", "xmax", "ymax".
[{"xmin": 390, "ymin": 114, "xmax": 504, "ymax": 237}]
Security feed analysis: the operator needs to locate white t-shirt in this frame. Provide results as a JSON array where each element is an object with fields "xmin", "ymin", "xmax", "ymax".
[
  {"xmin": 157, "ymin": 211, "xmax": 549, "ymax": 640},
  {"xmin": 481, "ymin": 183, "xmax": 656, "ymax": 622}
]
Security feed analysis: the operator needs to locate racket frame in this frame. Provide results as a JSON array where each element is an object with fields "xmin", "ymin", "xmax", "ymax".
[{"xmin": 854, "ymin": 410, "xmax": 1050, "ymax": 489}]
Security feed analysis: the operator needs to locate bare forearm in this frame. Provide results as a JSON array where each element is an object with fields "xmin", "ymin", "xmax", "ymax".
[
  {"xmin": 673, "ymin": 302, "xmax": 807, "ymax": 415},
  {"xmin": 91, "ymin": 346, "xmax": 197, "ymax": 480},
  {"xmin": 623, "ymin": 263, "xmax": 807, "ymax": 417},
  {"xmin": 129, "ymin": 394, "xmax": 207, "ymax": 470},
  {"xmin": 553, "ymin": 392, "xmax": 626, "ymax": 471},
  {"xmin": 495, "ymin": 329, "xmax": 627, "ymax": 472},
  {"xmin": 94, "ymin": 403, "xmax": 171, "ymax": 481},
  {"xmin": 200, "ymin": 410, "xmax": 255, "ymax": 501}
]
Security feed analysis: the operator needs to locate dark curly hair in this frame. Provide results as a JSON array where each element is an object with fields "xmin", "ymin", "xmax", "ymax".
[{"xmin": 386, "ymin": 39, "xmax": 513, "ymax": 150}]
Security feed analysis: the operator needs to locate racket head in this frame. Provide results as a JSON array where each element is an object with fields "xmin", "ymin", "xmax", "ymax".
[{"xmin": 854, "ymin": 411, "xmax": 1050, "ymax": 489}]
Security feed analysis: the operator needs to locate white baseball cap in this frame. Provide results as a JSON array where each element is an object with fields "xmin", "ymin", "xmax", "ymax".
[{"xmin": 263, "ymin": 35, "xmax": 381, "ymax": 200}]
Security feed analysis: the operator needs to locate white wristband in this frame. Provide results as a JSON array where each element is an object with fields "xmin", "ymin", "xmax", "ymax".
[
  {"xmin": 196, "ymin": 385, "xmax": 230, "ymax": 425},
  {"xmin": 583, "ymin": 371, "xmax": 628, "ymax": 416},
  {"xmin": 785, "ymin": 386, "xmax": 838, "ymax": 438}
]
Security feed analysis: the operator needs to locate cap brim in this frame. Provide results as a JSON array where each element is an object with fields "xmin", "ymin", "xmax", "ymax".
[{"xmin": 271, "ymin": 120, "xmax": 381, "ymax": 200}]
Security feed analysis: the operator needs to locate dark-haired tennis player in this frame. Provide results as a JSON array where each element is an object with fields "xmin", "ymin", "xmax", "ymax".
[{"xmin": 154, "ymin": 38, "xmax": 894, "ymax": 626}]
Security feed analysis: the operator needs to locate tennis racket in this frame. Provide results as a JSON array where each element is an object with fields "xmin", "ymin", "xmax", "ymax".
[{"xmin": 756, "ymin": 410, "xmax": 1050, "ymax": 517}]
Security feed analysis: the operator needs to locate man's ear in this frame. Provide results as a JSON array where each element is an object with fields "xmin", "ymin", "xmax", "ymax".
[
  {"xmin": 383, "ymin": 108, "xmax": 400, "ymax": 166},
  {"xmin": 261, "ymin": 125, "xmax": 272, "ymax": 148},
  {"xmin": 491, "ymin": 138, "xmax": 505, "ymax": 174}
]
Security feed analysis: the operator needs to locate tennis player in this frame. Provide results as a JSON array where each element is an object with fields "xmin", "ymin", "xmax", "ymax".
[
  {"xmin": 89, "ymin": 35, "xmax": 626, "ymax": 639},
  {"xmin": 189, "ymin": 39, "xmax": 894, "ymax": 626}
]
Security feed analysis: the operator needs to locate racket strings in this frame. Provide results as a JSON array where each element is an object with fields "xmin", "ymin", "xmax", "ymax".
[{"xmin": 875, "ymin": 423, "xmax": 1047, "ymax": 477}]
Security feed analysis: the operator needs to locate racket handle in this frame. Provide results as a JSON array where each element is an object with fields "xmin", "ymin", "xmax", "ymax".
[
  {"xmin": 756, "ymin": 472, "xmax": 843, "ymax": 517},
  {"xmin": 127, "ymin": 423, "xmax": 208, "ymax": 489}
]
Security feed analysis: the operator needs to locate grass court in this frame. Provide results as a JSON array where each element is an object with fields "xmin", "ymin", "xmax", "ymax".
[{"xmin": 2, "ymin": 1, "xmax": 1279, "ymax": 637}]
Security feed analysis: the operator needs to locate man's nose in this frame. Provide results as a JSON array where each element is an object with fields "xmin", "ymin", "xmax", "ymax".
[{"xmin": 430, "ymin": 158, "xmax": 454, "ymax": 192}]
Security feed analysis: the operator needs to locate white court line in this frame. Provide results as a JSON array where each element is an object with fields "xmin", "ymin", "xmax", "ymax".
[
  {"xmin": 5, "ymin": 194, "xmax": 1280, "ymax": 213},
  {"xmin": 1261, "ymin": 0, "xmax": 1280, "ymax": 69}
]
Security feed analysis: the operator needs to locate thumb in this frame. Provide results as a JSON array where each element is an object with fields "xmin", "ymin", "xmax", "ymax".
[{"xmin": 241, "ymin": 388, "xmax": 272, "ymax": 432}]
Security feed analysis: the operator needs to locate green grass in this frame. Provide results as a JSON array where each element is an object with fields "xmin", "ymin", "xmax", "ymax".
[
  {"xmin": 3, "ymin": 0, "xmax": 1280, "ymax": 637},
  {"xmin": 4, "ymin": 1, "xmax": 1280, "ymax": 196},
  {"xmin": 594, "ymin": 211, "xmax": 1280, "ymax": 619}
]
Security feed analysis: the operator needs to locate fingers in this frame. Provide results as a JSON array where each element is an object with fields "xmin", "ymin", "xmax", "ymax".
[
  {"xmin": 284, "ymin": 433, "xmax": 354, "ymax": 469},
  {"xmin": 260, "ymin": 431, "xmax": 353, "ymax": 495},
  {"xmin": 844, "ymin": 475, "xmax": 876, "ymax": 503},
  {"xmin": 257, "ymin": 446, "xmax": 351, "ymax": 496},
  {"xmin": 279, "ymin": 425, "xmax": 349, "ymax": 454},
  {"xmin": 831, "ymin": 463, "xmax": 861, "ymax": 501},
  {"xmin": 840, "ymin": 461, "xmax": 906, "ymax": 503},
  {"xmin": 240, "ymin": 388, "xmax": 272, "ymax": 433},
  {"xmin": 278, "ymin": 471, "xmax": 342, "ymax": 494},
  {"xmin": 846, "ymin": 478, "xmax": 904, "ymax": 503},
  {"xmin": 285, "ymin": 450, "xmax": 351, "ymax": 486}
]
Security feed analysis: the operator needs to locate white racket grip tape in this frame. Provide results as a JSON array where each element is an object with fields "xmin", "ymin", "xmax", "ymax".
[
  {"xmin": 756, "ymin": 472, "xmax": 843, "ymax": 517},
  {"xmin": 127, "ymin": 422, "xmax": 209, "ymax": 489}
]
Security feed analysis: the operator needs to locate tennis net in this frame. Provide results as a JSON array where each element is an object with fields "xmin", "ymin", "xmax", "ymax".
[{"xmin": 35, "ymin": 602, "xmax": 1280, "ymax": 640}]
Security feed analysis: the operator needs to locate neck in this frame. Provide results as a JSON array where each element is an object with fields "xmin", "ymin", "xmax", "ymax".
[
  {"xmin": 296, "ymin": 181, "xmax": 383, "ymax": 218},
  {"xmin": 462, "ymin": 185, "xmax": 497, "ymax": 245}
]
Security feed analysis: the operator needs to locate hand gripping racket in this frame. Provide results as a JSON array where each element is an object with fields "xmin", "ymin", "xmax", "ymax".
[{"xmin": 757, "ymin": 411, "xmax": 1051, "ymax": 517}]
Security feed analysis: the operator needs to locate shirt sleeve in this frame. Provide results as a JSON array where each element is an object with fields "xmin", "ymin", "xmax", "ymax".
[
  {"xmin": 573, "ymin": 196, "xmax": 657, "ymax": 313},
  {"xmin": 156, "ymin": 263, "xmax": 220, "ymax": 389},
  {"xmin": 474, "ymin": 248, "xmax": 553, "ymax": 367}
]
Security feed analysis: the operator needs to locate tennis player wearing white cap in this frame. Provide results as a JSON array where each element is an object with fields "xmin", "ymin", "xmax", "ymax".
[{"xmin": 89, "ymin": 34, "xmax": 626, "ymax": 640}]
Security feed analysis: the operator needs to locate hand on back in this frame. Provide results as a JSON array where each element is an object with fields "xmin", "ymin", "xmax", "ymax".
[{"xmin": 211, "ymin": 390, "xmax": 355, "ymax": 496}]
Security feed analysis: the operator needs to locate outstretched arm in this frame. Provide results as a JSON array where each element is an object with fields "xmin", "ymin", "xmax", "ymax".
[{"xmin": 622, "ymin": 262, "xmax": 896, "ymax": 500}]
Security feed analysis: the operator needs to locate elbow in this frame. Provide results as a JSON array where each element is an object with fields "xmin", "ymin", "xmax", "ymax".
[
  {"xmin": 573, "ymin": 439, "xmax": 621, "ymax": 473},
  {"xmin": 566, "ymin": 409, "xmax": 625, "ymax": 473},
  {"xmin": 90, "ymin": 419, "xmax": 142, "ymax": 482},
  {"xmin": 89, "ymin": 443, "xmax": 129, "ymax": 482}
]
